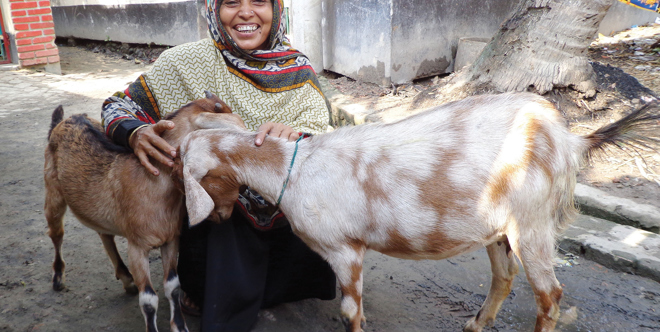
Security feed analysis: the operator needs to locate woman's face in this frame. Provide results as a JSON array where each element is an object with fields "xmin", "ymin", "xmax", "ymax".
[{"xmin": 219, "ymin": 0, "xmax": 273, "ymax": 51}]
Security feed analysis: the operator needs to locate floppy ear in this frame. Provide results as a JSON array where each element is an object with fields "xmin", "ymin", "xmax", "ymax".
[{"xmin": 183, "ymin": 163, "xmax": 215, "ymax": 226}]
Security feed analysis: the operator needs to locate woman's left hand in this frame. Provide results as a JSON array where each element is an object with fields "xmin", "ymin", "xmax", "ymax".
[{"xmin": 255, "ymin": 122, "xmax": 300, "ymax": 146}]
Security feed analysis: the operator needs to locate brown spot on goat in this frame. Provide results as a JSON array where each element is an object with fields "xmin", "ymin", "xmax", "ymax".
[{"xmin": 535, "ymin": 287, "xmax": 563, "ymax": 331}]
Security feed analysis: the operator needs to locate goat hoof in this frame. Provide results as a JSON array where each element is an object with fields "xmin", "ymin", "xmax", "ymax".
[
  {"xmin": 52, "ymin": 281, "xmax": 66, "ymax": 292},
  {"xmin": 463, "ymin": 319, "xmax": 482, "ymax": 332},
  {"xmin": 52, "ymin": 274, "xmax": 66, "ymax": 292},
  {"xmin": 124, "ymin": 284, "xmax": 139, "ymax": 295}
]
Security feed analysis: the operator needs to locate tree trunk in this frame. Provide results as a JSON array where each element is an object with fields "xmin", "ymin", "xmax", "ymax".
[{"xmin": 435, "ymin": 0, "xmax": 614, "ymax": 103}]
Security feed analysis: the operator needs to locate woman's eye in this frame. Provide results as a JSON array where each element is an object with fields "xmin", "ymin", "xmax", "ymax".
[
  {"xmin": 223, "ymin": 0, "xmax": 239, "ymax": 7},
  {"xmin": 252, "ymin": 0, "xmax": 267, "ymax": 5}
]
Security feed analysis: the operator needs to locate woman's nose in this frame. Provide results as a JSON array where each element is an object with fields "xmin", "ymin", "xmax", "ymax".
[{"xmin": 237, "ymin": 3, "xmax": 255, "ymax": 18}]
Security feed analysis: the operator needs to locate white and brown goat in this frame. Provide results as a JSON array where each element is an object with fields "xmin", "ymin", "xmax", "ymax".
[
  {"xmin": 43, "ymin": 92, "xmax": 244, "ymax": 332},
  {"xmin": 174, "ymin": 92, "xmax": 660, "ymax": 332}
]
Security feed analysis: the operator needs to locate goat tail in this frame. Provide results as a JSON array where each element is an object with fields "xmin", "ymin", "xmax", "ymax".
[
  {"xmin": 49, "ymin": 105, "xmax": 64, "ymax": 140},
  {"xmin": 582, "ymin": 102, "xmax": 660, "ymax": 161}
]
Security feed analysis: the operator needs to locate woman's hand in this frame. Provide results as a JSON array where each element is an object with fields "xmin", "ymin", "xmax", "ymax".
[
  {"xmin": 129, "ymin": 120, "xmax": 177, "ymax": 176},
  {"xmin": 255, "ymin": 122, "xmax": 299, "ymax": 146}
]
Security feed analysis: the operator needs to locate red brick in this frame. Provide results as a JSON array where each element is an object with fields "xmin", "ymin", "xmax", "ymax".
[
  {"xmin": 27, "ymin": 8, "xmax": 50, "ymax": 15},
  {"xmin": 38, "ymin": 0, "xmax": 50, "ymax": 6},
  {"xmin": 18, "ymin": 44, "xmax": 45, "ymax": 53},
  {"xmin": 11, "ymin": 2, "xmax": 38, "ymax": 10},
  {"xmin": 30, "ymin": 22, "xmax": 54, "ymax": 29},
  {"xmin": 33, "ymin": 36, "xmax": 54, "ymax": 44},
  {"xmin": 41, "ymin": 15, "xmax": 53, "ymax": 22},
  {"xmin": 45, "ymin": 43, "xmax": 56, "ymax": 49},
  {"xmin": 12, "ymin": 10, "xmax": 27, "ymax": 16},
  {"xmin": 18, "ymin": 52, "xmax": 35, "ymax": 60},
  {"xmin": 16, "ymin": 30, "xmax": 42, "ymax": 39},
  {"xmin": 36, "ymin": 48, "xmax": 58, "ymax": 57},
  {"xmin": 16, "ymin": 39, "xmax": 33, "ymax": 46},
  {"xmin": 20, "ymin": 59, "xmax": 37, "ymax": 67},
  {"xmin": 14, "ymin": 23, "xmax": 30, "ymax": 31},
  {"xmin": 42, "ymin": 29, "xmax": 55, "ymax": 35},
  {"xmin": 23, "ymin": 57, "xmax": 48, "ymax": 66},
  {"xmin": 48, "ymin": 55, "xmax": 60, "ymax": 63},
  {"xmin": 13, "ymin": 16, "xmax": 40, "ymax": 23}
]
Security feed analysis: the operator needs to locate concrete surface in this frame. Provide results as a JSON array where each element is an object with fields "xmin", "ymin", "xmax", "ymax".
[
  {"xmin": 560, "ymin": 214, "xmax": 660, "ymax": 283},
  {"xmin": 322, "ymin": 0, "xmax": 519, "ymax": 85},
  {"xmin": 51, "ymin": 0, "xmax": 207, "ymax": 46},
  {"xmin": 575, "ymin": 183, "xmax": 660, "ymax": 234},
  {"xmin": 598, "ymin": 0, "xmax": 660, "ymax": 36},
  {"xmin": 454, "ymin": 37, "xmax": 489, "ymax": 71}
]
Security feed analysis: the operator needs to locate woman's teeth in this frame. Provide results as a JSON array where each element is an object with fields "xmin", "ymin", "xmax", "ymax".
[{"xmin": 236, "ymin": 25, "xmax": 258, "ymax": 33}]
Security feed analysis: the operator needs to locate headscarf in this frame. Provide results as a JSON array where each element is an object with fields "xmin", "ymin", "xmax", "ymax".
[{"xmin": 206, "ymin": 0, "xmax": 322, "ymax": 93}]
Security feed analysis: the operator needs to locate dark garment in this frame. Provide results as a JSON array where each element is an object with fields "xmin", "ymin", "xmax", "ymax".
[{"xmin": 178, "ymin": 210, "xmax": 336, "ymax": 332}]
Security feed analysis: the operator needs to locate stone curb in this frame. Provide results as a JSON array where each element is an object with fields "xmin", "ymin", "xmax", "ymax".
[
  {"xmin": 575, "ymin": 183, "xmax": 660, "ymax": 234},
  {"xmin": 0, "ymin": 64, "xmax": 20, "ymax": 72},
  {"xmin": 559, "ymin": 214, "xmax": 660, "ymax": 283}
]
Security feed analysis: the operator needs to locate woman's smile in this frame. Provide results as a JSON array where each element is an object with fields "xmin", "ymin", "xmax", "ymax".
[{"xmin": 220, "ymin": 0, "xmax": 273, "ymax": 51}]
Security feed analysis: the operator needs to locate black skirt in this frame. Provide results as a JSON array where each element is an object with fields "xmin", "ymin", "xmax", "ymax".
[{"xmin": 177, "ymin": 210, "xmax": 336, "ymax": 332}]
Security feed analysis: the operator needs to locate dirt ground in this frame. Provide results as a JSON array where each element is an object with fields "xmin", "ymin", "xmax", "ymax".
[{"xmin": 1, "ymin": 28, "xmax": 660, "ymax": 332}]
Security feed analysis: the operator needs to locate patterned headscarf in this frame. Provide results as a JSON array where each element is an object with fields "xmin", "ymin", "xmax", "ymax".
[{"xmin": 206, "ymin": 0, "xmax": 321, "ymax": 93}]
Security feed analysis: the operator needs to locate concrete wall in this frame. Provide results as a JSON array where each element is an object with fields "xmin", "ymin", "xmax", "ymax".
[
  {"xmin": 322, "ymin": 0, "xmax": 393, "ymax": 86},
  {"xmin": 46, "ymin": 0, "xmax": 660, "ymax": 83},
  {"xmin": 598, "ymin": 0, "xmax": 660, "ymax": 36},
  {"xmin": 390, "ymin": 0, "xmax": 517, "ymax": 83},
  {"xmin": 322, "ymin": 0, "xmax": 519, "ymax": 85},
  {"xmin": 51, "ymin": 0, "xmax": 206, "ymax": 46},
  {"xmin": 289, "ymin": 0, "xmax": 323, "ymax": 73}
]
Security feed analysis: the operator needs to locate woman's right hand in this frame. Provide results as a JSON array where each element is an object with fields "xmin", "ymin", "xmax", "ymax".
[{"xmin": 129, "ymin": 120, "xmax": 177, "ymax": 176}]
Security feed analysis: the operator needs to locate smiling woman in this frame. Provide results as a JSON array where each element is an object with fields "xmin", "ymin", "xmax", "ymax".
[
  {"xmin": 99, "ymin": 0, "xmax": 336, "ymax": 331},
  {"xmin": 220, "ymin": 0, "xmax": 273, "ymax": 50}
]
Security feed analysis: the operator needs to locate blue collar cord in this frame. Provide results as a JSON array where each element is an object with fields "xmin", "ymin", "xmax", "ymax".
[{"xmin": 276, "ymin": 135, "xmax": 304, "ymax": 206}]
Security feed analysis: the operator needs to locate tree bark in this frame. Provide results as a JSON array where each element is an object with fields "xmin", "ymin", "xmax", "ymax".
[{"xmin": 435, "ymin": 0, "xmax": 614, "ymax": 103}]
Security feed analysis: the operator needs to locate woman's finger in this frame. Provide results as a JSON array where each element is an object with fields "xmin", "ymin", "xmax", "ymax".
[
  {"xmin": 148, "ymin": 135, "xmax": 177, "ymax": 161},
  {"xmin": 255, "ymin": 122, "xmax": 275, "ymax": 146},
  {"xmin": 151, "ymin": 121, "xmax": 177, "ymax": 157},
  {"xmin": 287, "ymin": 131, "xmax": 300, "ymax": 142},
  {"xmin": 143, "ymin": 139, "xmax": 174, "ymax": 167},
  {"xmin": 135, "ymin": 148, "xmax": 160, "ymax": 176}
]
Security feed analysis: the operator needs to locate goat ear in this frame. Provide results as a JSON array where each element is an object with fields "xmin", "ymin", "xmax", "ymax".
[
  {"xmin": 183, "ymin": 164, "xmax": 215, "ymax": 227},
  {"xmin": 214, "ymin": 100, "xmax": 232, "ymax": 114}
]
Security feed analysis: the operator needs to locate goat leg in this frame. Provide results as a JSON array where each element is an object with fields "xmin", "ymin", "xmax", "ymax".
[
  {"xmin": 128, "ymin": 244, "xmax": 160, "ymax": 332},
  {"xmin": 44, "ymin": 161, "xmax": 67, "ymax": 291},
  {"xmin": 325, "ymin": 245, "xmax": 367, "ymax": 332},
  {"xmin": 161, "ymin": 240, "xmax": 188, "ymax": 332},
  {"xmin": 509, "ymin": 229, "xmax": 563, "ymax": 332},
  {"xmin": 99, "ymin": 233, "xmax": 138, "ymax": 294},
  {"xmin": 464, "ymin": 239, "xmax": 520, "ymax": 332}
]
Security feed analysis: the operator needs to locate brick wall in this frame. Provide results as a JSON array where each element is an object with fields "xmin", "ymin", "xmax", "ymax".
[{"xmin": 9, "ymin": 0, "xmax": 59, "ymax": 68}]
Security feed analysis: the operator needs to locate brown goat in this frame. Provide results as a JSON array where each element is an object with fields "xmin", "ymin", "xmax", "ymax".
[{"xmin": 43, "ymin": 91, "xmax": 244, "ymax": 332}]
